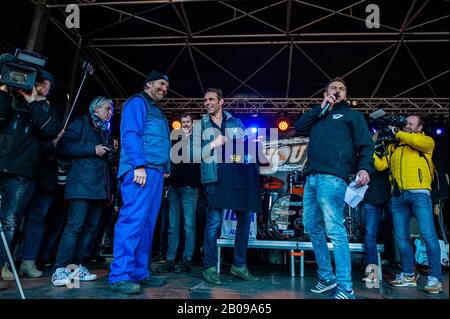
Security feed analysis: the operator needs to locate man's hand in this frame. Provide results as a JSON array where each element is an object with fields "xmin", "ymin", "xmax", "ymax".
[
  {"xmin": 17, "ymin": 86, "xmax": 38, "ymax": 104},
  {"xmin": 210, "ymin": 135, "xmax": 227, "ymax": 149},
  {"xmin": 0, "ymin": 85, "xmax": 9, "ymax": 93},
  {"xmin": 321, "ymin": 94, "xmax": 338, "ymax": 109},
  {"xmin": 95, "ymin": 144, "xmax": 110, "ymax": 156},
  {"xmin": 355, "ymin": 170, "xmax": 370, "ymax": 187},
  {"xmin": 134, "ymin": 167, "xmax": 147, "ymax": 187}
]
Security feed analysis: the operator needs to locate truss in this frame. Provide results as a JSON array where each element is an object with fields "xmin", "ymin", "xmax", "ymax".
[
  {"xmin": 41, "ymin": 0, "xmax": 449, "ymax": 113},
  {"xmin": 112, "ymin": 97, "xmax": 450, "ymax": 115}
]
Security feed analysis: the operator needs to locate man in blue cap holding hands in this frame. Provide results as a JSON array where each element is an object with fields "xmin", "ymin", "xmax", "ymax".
[{"xmin": 109, "ymin": 71, "xmax": 171, "ymax": 294}]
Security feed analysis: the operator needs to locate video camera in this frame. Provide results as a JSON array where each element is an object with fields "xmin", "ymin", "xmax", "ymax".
[
  {"xmin": 369, "ymin": 109, "xmax": 407, "ymax": 145},
  {"xmin": 0, "ymin": 49, "xmax": 48, "ymax": 91}
]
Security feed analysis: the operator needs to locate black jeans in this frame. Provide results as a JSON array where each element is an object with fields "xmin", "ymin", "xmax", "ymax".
[
  {"xmin": 0, "ymin": 174, "xmax": 35, "ymax": 265},
  {"xmin": 54, "ymin": 199, "xmax": 103, "ymax": 269},
  {"xmin": 19, "ymin": 189, "xmax": 55, "ymax": 261}
]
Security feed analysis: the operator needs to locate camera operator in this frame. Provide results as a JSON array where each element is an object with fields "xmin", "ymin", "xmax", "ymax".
[
  {"xmin": 0, "ymin": 72, "xmax": 60, "ymax": 290},
  {"xmin": 16, "ymin": 71, "xmax": 65, "ymax": 279},
  {"xmin": 374, "ymin": 115, "xmax": 442, "ymax": 294},
  {"xmin": 51, "ymin": 96, "xmax": 114, "ymax": 287}
]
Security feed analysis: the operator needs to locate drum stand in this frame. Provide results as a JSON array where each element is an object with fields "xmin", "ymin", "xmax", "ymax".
[{"xmin": 0, "ymin": 219, "xmax": 25, "ymax": 299}]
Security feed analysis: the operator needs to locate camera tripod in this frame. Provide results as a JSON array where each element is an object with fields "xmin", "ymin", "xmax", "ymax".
[{"xmin": 0, "ymin": 219, "xmax": 25, "ymax": 299}]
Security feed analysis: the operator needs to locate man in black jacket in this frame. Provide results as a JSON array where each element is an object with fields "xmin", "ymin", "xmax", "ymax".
[
  {"xmin": 156, "ymin": 113, "xmax": 200, "ymax": 273},
  {"xmin": 0, "ymin": 73, "xmax": 60, "ymax": 289},
  {"xmin": 295, "ymin": 77, "xmax": 374, "ymax": 299}
]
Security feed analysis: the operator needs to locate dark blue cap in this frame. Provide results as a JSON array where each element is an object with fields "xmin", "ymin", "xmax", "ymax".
[{"xmin": 145, "ymin": 70, "xmax": 169, "ymax": 84}]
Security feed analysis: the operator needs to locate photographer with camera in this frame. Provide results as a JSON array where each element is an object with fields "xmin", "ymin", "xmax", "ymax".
[
  {"xmin": 0, "ymin": 70, "xmax": 60, "ymax": 290},
  {"xmin": 51, "ymin": 96, "xmax": 115, "ymax": 287},
  {"xmin": 374, "ymin": 114, "xmax": 442, "ymax": 294}
]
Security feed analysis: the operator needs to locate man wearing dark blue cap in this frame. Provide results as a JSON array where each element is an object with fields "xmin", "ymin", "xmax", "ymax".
[{"xmin": 109, "ymin": 70, "xmax": 171, "ymax": 295}]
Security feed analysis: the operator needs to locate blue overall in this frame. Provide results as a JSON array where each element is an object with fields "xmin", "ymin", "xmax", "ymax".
[{"xmin": 109, "ymin": 92, "xmax": 170, "ymax": 284}]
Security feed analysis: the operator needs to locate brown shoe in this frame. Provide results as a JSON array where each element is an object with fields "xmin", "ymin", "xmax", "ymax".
[{"xmin": 0, "ymin": 279, "xmax": 9, "ymax": 290}]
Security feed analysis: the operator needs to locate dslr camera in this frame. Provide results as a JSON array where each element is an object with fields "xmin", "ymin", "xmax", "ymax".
[{"xmin": 0, "ymin": 48, "xmax": 48, "ymax": 91}]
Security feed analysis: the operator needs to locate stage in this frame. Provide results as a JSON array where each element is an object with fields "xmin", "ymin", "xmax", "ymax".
[{"xmin": 0, "ymin": 258, "xmax": 447, "ymax": 300}]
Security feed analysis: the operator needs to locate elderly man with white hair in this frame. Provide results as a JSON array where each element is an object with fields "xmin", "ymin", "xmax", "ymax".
[{"xmin": 51, "ymin": 96, "xmax": 115, "ymax": 287}]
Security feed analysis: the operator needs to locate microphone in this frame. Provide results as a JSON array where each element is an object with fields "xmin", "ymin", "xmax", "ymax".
[{"xmin": 319, "ymin": 92, "xmax": 340, "ymax": 118}]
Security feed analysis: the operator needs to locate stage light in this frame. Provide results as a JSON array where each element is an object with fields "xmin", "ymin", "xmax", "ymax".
[
  {"xmin": 172, "ymin": 120, "xmax": 181, "ymax": 130},
  {"xmin": 250, "ymin": 127, "xmax": 258, "ymax": 134},
  {"xmin": 277, "ymin": 118, "xmax": 289, "ymax": 131},
  {"xmin": 351, "ymin": 100, "xmax": 358, "ymax": 106},
  {"xmin": 436, "ymin": 128, "xmax": 443, "ymax": 135}
]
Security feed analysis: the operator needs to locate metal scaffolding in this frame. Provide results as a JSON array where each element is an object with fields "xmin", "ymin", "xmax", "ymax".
[
  {"xmin": 43, "ymin": 0, "xmax": 448, "ymax": 115},
  {"xmin": 112, "ymin": 97, "xmax": 450, "ymax": 115}
]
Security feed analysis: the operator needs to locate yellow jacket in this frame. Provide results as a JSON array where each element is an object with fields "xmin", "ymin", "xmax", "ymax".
[{"xmin": 374, "ymin": 131, "xmax": 435, "ymax": 191}]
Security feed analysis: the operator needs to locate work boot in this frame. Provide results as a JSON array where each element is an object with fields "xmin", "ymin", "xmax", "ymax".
[
  {"xmin": 1, "ymin": 263, "xmax": 14, "ymax": 281},
  {"xmin": 110, "ymin": 280, "xmax": 141, "ymax": 295},
  {"xmin": 139, "ymin": 276, "xmax": 167, "ymax": 287},
  {"xmin": 230, "ymin": 265, "xmax": 259, "ymax": 281},
  {"xmin": 154, "ymin": 260, "xmax": 175, "ymax": 273},
  {"xmin": 19, "ymin": 260, "xmax": 43, "ymax": 278},
  {"xmin": 203, "ymin": 266, "xmax": 221, "ymax": 285},
  {"xmin": 174, "ymin": 258, "xmax": 192, "ymax": 273}
]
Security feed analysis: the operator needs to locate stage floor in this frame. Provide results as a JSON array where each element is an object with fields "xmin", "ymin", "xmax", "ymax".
[{"xmin": 0, "ymin": 258, "xmax": 448, "ymax": 300}]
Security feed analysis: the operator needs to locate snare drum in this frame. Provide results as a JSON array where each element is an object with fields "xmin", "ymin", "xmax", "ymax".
[{"xmin": 269, "ymin": 194, "xmax": 305, "ymax": 240}]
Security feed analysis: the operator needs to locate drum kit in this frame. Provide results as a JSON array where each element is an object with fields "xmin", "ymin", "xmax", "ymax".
[
  {"xmin": 259, "ymin": 171, "xmax": 309, "ymax": 241},
  {"xmin": 259, "ymin": 171, "xmax": 363, "ymax": 242}
]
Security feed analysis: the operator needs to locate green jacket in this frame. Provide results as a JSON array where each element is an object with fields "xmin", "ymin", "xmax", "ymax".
[{"xmin": 193, "ymin": 111, "xmax": 245, "ymax": 184}]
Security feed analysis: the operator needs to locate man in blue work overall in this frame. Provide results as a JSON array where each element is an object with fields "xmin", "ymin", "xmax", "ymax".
[{"xmin": 109, "ymin": 71, "xmax": 171, "ymax": 295}]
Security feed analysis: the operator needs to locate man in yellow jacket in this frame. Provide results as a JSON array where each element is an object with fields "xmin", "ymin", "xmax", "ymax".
[{"xmin": 374, "ymin": 114, "xmax": 442, "ymax": 294}]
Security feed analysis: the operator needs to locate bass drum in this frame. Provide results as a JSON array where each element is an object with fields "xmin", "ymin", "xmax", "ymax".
[{"xmin": 270, "ymin": 194, "xmax": 308, "ymax": 241}]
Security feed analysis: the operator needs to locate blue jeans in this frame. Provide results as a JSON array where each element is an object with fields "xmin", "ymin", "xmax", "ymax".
[
  {"xmin": 303, "ymin": 174, "xmax": 352, "ymax": 291},
  {"xmin": 20, "ymin": 189, "xmax": 55, "ymax": 260},
  {"xmin": 391, "ymin": 191, "xmax": 441, "ymax": 280},
  {"xmin": 167, "ymin": 186, "xmax": 198, "ymax": 261},
  {"xmin": 363, "ymin": 203, "xmax": 392, "ymax": 265},
  {"xmin": 203, "ymin": 184, "xmax": 251, "ymax": 269},
  {"xmin": 54, "ymin": 199, "xmax": 103, "ymax": 268},
  {"xmin": 0, "ymin": 174, "xmax": 35, "ymax": 265}
]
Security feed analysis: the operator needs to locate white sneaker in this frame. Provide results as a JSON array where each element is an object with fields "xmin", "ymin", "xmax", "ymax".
[
  {"xmin": 424, "ymin": 276, "xmax": 443, "ymax": 294},
  {"xmin": 77, "ymin": 265, "xmax": 97, "ymax": 281},
  {"xmin": 52, "ymin": 268, "xmax": 70, "ymax": 287}
]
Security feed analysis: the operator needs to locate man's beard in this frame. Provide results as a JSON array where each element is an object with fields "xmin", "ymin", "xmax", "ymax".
[{"xmin": 150, "ymin": 88, "xmax": 165, "ymax": 101}]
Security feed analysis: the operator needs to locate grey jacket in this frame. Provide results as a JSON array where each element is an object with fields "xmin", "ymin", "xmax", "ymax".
[{"xmin": 193, "ymin": 111, "xmax": 245, "ymax": 184}]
